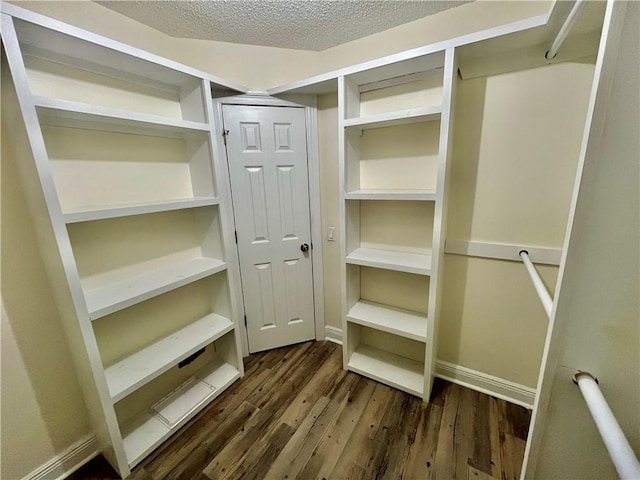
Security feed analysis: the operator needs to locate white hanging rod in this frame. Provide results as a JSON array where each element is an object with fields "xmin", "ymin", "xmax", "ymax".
[
  {"xmin": 546, "ymin": 0, "xmax": 587, "ymax": 59},
  {"xmin": 519, "ymin": 250, "xmax": 553, "ymax": 319},
  {"xmin": 573, "ymin": 372, "xmax": 640, "ymax": 479}
]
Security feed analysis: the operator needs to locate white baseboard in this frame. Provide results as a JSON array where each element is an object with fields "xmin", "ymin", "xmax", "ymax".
[
  {"xmin": 323, "ymin": 326, "xmax": 535, "ymax": 408},
  {"xmin": 324, "ymin": 325, "xmax": 343, "ymax": 345},
  {"xmin": 435, "ymin": 360, "xmax": 535, "ymax": 409},
  {"xmin": 23, "ymin": 435, "xmax": 98, "ymax": 480}
]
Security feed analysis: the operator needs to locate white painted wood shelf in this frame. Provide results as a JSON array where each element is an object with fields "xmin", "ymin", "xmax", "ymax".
[
  {"xmin": 64, "ymin": 197, "xmax": 219, "ymax": 224},
  {"xmin": 344, "ymin": 106, "xmax": 441, "ymax": 131},
  {"xmin": 105, "ymin": 314, "xmax": 234, "ymax": 402},
  {"xmin": 345, "ymin": 247, "xmax": 432, "ymax": 276},
  {"xmin": 85, "ymin": 257, "xmax": 227, "ymax": 320},
  {"xmin": 34, "ymin": 96, "xmax": 210, "ymax": 138},
  {"xmin": 121, "ymin": 356, "xmax": 240, "ymax": 467},
  {"xmin": 344, "ymin": 189, "xmax": 436, "ymax": 201},
  {"xmin": 347, "ymin": 300, "xmax": 427, "ymax": 342},
  {"xmin": 3, "ymin": 6, "xmax": 245, "ymax": 477},
  {"xmin": 348, "ymin": 344, "xmax": 424, "ymax": 397}
]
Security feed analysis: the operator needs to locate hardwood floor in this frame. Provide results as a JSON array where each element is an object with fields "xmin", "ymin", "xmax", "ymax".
[{"xmin": 70, "ymin": 341, "xmax": 531, "ymax": 480}]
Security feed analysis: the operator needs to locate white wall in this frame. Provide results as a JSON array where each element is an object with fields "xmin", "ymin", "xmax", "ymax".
[{"xmin": 530, "ymin": 3, "xmax": 639, "ymax": 477}]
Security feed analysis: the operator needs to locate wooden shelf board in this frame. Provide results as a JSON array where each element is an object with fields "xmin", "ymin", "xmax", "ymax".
[
  {"xmin": 344, "ymin": 106, "xmax": 441, "ymax": 130},
  {"xmin": 106, "ymin": 314, "xmax": 234, "ymax": 402},
  {"xmin": 64, "ymin": 197, "xmax": 219, "ymax": 224},
  {"xmin": 34, "ymin": 96, "xmax": 210, "ymax": 138},
  {"xmin": 346, "ymin": 247, "xmax": 432, "ymax": 276},
  {"xmin": 121, "ymin": 356, "xmax": 240, "ymax": 467},
  {"xmin": 347, "ymin": 300, "xmax": 427, "ymax": 342},
  {"xmin": 85, "ymin": 257, "xmax": 227, "ymax": 320},
  {"xmin": 344, "ymin": 189, "xmax": 436, "ymax": 201},
  {"xmin": 348, "ymin": 344, "xmax": 423, "ymax": 397}
]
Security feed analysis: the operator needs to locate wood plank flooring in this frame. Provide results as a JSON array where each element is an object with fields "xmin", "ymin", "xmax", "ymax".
[{"xmin": 70, "ymin": 341, "xmax": 531, "ymax": 480}]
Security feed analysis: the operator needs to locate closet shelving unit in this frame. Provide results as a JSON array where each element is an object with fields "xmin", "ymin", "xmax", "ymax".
[
  {"xmin": 2, "ymin": 5, "xmax": 247, "ymax": 477},
  {"xmin": 336, "ymin": 49, "xmax": 457, "ymax": 400},
  {"xmin": 267, "ymin": 2, "xmax": 606, "ymax": 402}
]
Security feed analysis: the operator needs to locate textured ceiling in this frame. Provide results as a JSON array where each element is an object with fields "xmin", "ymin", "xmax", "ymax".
[{"xmin": 97, "ymin": 1, "xmax": 470, "ymax": 51}]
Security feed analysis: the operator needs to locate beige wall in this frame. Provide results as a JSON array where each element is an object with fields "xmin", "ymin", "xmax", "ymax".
[
  {"xmin": 1, "ymin": 106, "xmax": 92, "ymax": 479},
  {"xmin": 440, "ymin": 62, "xmax": 594, "ymax": 387}
]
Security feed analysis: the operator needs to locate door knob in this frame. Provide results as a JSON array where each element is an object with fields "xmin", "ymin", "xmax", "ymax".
[{"xmin": 300, "ymin": 243, "xmax": 310, "ymax": 253}]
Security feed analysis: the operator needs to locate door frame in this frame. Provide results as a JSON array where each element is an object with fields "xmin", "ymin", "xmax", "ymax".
[{"xmin": 211, "ymin": 93, "xmax": 325, "ymax": 356}]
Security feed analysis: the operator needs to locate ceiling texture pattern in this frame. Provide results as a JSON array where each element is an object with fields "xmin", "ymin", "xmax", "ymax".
[{"xmin": 97, "ymin": 1, "xmax": 470, "ymax": 51}]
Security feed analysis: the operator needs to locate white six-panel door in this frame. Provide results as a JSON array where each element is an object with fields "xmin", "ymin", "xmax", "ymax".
[{"xmin": 222, "ymin": 105, "xmax": 315, "ymax": 353}]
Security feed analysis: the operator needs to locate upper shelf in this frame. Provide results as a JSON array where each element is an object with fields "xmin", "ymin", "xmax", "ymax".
[
  {"xmin": 34, "ymin": 96, "xmax": 210, "ymax": 138},
  {"xmin": 2, "ymin": 3, "xmax": 248, "ymax": 93},
  {"xmin": 346, "ymin": 247, "xmax": 432, "ymax": 276},
  {"xmin": 63, "ymin": 197, "xmax": 220, "ymax": 224},
  {"xmin": 345, "ymin": 189, "xmax": 436, "ymax": 201},
  {"xmin": 344, "ymin": 106, "xmax": 442, "ymax": 131}
]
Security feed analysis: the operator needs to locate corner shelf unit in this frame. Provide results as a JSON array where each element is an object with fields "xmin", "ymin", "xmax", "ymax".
[
  {"xmin": 2, "ymin": 4, "xmax": 247, "ymax": 478},
  {"xmin": 338, "ymin": 48, "xmax": 457, "ymax": 400}
]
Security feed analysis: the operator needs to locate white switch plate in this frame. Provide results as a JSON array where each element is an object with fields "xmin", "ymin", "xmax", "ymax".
[{"xmin": 327, "ymin": 227, "xmax": 336, "ymax": 241}]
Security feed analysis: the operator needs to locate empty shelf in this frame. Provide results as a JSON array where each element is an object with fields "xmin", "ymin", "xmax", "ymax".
[
  {"xmin": 344, "ymin": 189, "xmax": 436, "ymax": 201},
  {"xmin": 121, "ymin": 356, "xmax": 240, "ymax": 467},
  {"xmin": 85, "ymin": 257, "xmax": 227, "ymax": 320},
  {"xmin": 344, "ymin": 106, "xmax": 441, "ymax": 131},
  {"xmin": 105, "ymin": 313, "xmax": 234, "ymax": 402},
  {"xmin": 347, "ymin": 300, "xmax": 427, "ymax": 342},
  {"xmin": 346, "ymin": 247, "xmax": 432, "ymax": 276},
  {"xmin": 64, "ymin": 197, "xmax": 219, "ymax": 223},
  {"xmin": 348, "ymin": 344, "xmax": 424, "ymax": 397},
  {"xmin": 34, "ymin": 96, "xmax": 210, "ymax": 138}
]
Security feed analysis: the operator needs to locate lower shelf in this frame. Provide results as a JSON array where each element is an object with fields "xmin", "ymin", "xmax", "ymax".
[
  {"xmin": 347, "ymin": 300, "xmax": 427, "ymax": 342},
  {"xmin": 348, "ymin": 344, "xmax": 424, "ymax": 397},
  {"xmin": 120, "ymin": 356, "xmax": 240, "ymax": 467}
]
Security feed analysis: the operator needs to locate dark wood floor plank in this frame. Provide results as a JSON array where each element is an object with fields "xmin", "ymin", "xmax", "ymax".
[
  {"xmin": 69, "ymin": 341, "xmax": 532, "ymax": 480},
  {"xmin": 202, "ymin": 342, "xmax": 334, "ymax": 479},
  {"xmin": 153, "ymin": 401, "xmax": 258, "ymax": 480},
  {"xmin": 399, "ymin": 401, "xmax": 443, "ymax": 480},
  {"xmin": 296, "ymin": 375, "xmax": 376, "ymax": 480},
  {"xmin": 330, "ymin": 382, "xmax": 393, "ymax": 477},
  {"xmin": 489, "ymin": 396, "xmax": 505, "ymax": 478},
  {"xmin": 500, "ymin": 432, "xmax": 526, "ymax": 480},
  {"xmin": 470, "ymin": 387, "xmax": 493, "ymax": 476},
  {"xmin": 277, "ymin": 345, "xmax": 343, "ymax": 429}
]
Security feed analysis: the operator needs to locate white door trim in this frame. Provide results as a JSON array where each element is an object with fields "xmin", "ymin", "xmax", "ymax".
[{"xmin": 212, "ymin": 94, "xmax": 325, "ymax": 356}]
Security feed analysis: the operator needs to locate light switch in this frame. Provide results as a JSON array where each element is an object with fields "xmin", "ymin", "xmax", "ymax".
[{"xmin": 327, "ymin": 227, "xmax": 336, "ymax": 241}]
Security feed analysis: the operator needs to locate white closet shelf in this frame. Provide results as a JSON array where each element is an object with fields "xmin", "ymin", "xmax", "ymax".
[
  {"xmin": 85, "ymin": 257, "xmax": 227, "ymax": 320},
  {"xmin": 33, "ymin": 96, "xmax": 210, "ymax": 138},
  {"xmin": 64, "ymin": 197, "xmax": 219, "ymax": 224},
  {"xmin": 106, "ymin": 313, "xmax": 234, "ymax": 402},
  {"xmin": 346, "ymin": 247, "xmax": 432, "ymax": 276},
  {"xmin": 344, "ymin": 106, "xmax": 441, "ymax": 131},
  {"xmin": 344, "ymin": 189, "xmax": 436, "ymax": 201},
  {"xmin": 347, "ymin": 300, "xmax": 427, "ymax": 342},
  {"xmin": 121, "ymin": 356, "xmax": 240, "ymax": 467},
  {"xmin": 348, "ymin": 344, "xmax": 424, "ymax": 397}
]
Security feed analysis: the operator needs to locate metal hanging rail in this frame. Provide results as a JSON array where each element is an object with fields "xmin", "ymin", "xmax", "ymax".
[
  {"xmin": 573, "ymin": 372, "xmax": 640, "ymax": 479},
  {"xmin": 519, "ymin": 250, "xmax": 553, "ymax": 319},
  {"xmin": 546, "ymin": 0, "xmax": 587, "ymax": 59}
]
